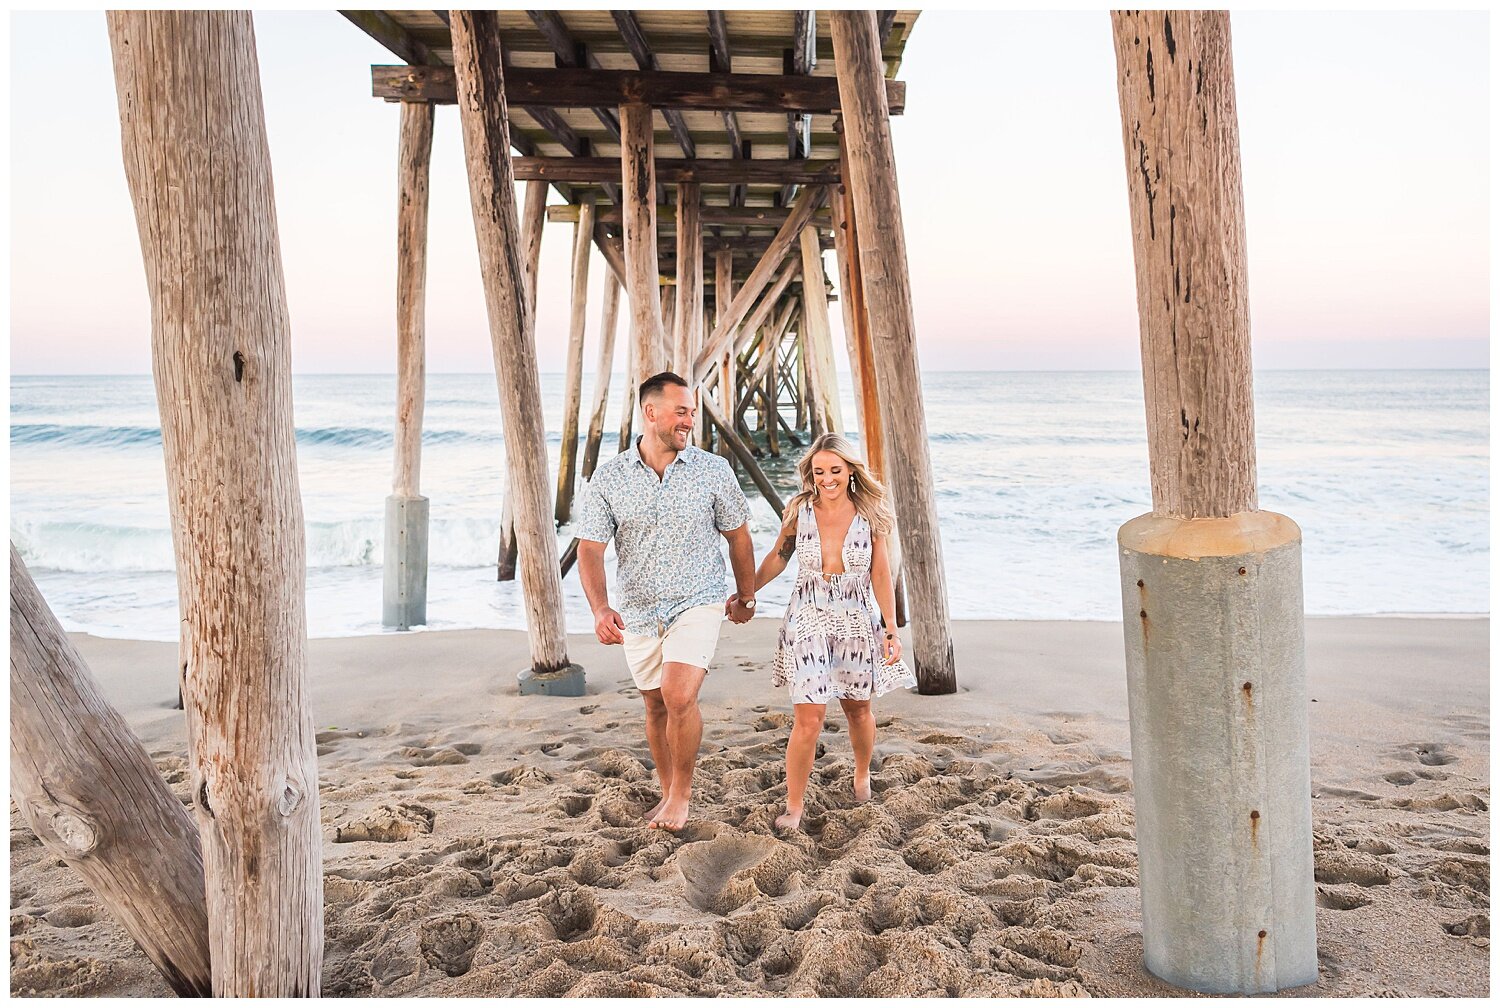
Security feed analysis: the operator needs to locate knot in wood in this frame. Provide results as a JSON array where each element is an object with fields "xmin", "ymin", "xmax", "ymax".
[
  {"xmin": 276, "ymin": 775, "xmax": 304, "ymax": 817},
  {"xmin": 49, "ymin": 809, "xmax": 99, "ymax": 855}
]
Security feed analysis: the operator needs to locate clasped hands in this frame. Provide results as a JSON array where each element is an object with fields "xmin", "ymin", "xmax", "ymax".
[{"xmin": 724, "ymin": 593, "xmax": 755, "ymax": 624}]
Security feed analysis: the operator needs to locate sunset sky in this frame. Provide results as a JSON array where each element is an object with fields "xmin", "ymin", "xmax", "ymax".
[{"xmin": 8, "ymin": 10, "xmax": 1490, "ymax": 375}]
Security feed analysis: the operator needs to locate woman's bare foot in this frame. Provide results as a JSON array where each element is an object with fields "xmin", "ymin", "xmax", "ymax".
[
  {"xmin": 853, "ymin": 771, "xmax": 872, "ymax": 804},
  {"xmin": 650, "ymin": 794, "xmax": 691, "ymax": 832},
  {"xmin": 774, "ymin": 806, "xmax": 804, "ymax": 831}
]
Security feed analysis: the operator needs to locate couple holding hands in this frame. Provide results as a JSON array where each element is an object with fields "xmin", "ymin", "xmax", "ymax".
[{"xmin": 576, "ymin": 372, "xmax": 915, "ymax": 832}]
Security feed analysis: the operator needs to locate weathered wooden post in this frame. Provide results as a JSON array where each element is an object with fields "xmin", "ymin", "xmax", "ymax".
[
  {"xmin": 555, "ymin": 200, "xmax": 594, "ymax": 524},
  {"xmin": 620, "ymin": 102, "xmax": 666, "ymax": 386},
  {"xmin": 798, "ymin": 225, "xmax": 843, "ymax": 435},
  {"xmin": 497, "ymin": 179, "xmax": 550, "ymax": 581},
  {"xmin": 673, "ymin": 183, "xmax": 703, "ymax": 377},
  {"xmin": 713, "ymin": 249, "xmax": 736, "ymax": 459},
  {"xmin": 1110, "ymin": 11, "xmax": 1315, "ymax": 994},
  {"xmin": 10, "ymin": 545, "xmax": 212, "ymax": 996},
  {"xmin": 384, "ymin": 99, "xmax": 433, "ymax": 630},
  {"xmin": 831, "ymin": 10, "xmax": 955, "ymax": 692},
  {"xmin": 452, "ymin": 10, "xmax": 582, "ymax": 696},
  {"xmin": 581, "ymin": 273, "xmax": 622, "ymax": 480},
  {"xmin": 108, "ymin": 10, "xmax": 322, "ymax": 993}
]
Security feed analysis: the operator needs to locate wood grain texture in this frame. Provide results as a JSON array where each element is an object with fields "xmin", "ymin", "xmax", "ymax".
[
  {"xmin": 1111, "ymin": 11, "xmax": 1257, "ymax": 519},
  {"xmin": 108, "ymin": 12, "xmax": 323, "ymax": 995},
  {"xmin": 828, "ymin": 182, "xmax": 867, "ymax": 443},
  {"xmin": 581, "ymin": 273, "xmax": 622, "ymax": 479},
  {"xmin": 672, "ymin": 183, "xmax": 704, "ymax": 376},
  {"xmin": 831, "ymin": 10, "xmax": 954, "ymax": 694},
  {"xmin": 798, "ymin": 225, "xmax": 843, "ymax": 435},
  {"xmin": 10, "ymin": 545, "xmax": 212, "ymax": 996},
  {"xmin": 555, "ymin": 203, "xmax": 594, "ymax": 524},
  {"xmin": 452, "ymin": 10, "xmax": 570, "ymax": 673},
  {"xmin": 692, "ymin": 185, "xmax": 821, "ymax": 382},
  {"xmin": 620, "ymin": 102, "xmax": 666, "ymax": 386},
  {"xmin": 393, "ymin": 100, "xmax": 433, "ymax": 497},
  {"xmin": 496, "ymin": 178, "xmax": 549, "ymax": 580}
]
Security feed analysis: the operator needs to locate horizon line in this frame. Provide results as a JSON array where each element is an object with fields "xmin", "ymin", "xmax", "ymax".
[{"xmin": 10, "ymin": 366, "xmax": 1491, "ymax": 379}]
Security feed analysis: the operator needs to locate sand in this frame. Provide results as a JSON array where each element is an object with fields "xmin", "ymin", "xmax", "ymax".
[{"xmin": 9, "ymin": 616, "xmax": 1490, "ymax": 997}]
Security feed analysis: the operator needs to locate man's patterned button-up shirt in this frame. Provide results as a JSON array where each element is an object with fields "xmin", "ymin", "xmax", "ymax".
[{"xmin": 574, "ymin": 438, "xmax": 751, "ymax": 636}]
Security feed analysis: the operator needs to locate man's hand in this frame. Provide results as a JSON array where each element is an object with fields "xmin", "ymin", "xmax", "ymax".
[
  {"xmin": 593, "ymin": 606, "xmax": 626, "ymax": 645},
  {"xmin": 725, "ymin": 594, "xmax": 755, "ymax": 625}
]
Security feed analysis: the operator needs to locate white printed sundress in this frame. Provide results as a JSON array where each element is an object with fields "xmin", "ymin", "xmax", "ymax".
[{"xmin": 771, "ymin": 502, "xmax": 917, "ymax": 703}]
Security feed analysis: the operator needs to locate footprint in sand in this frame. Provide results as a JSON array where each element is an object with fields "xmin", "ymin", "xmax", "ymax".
[
  {"xmin": 676, "ymin": 833, "xmax": 782, "ymax": 914},
  {"xmin": 580, "ymin": 704, "xmax": 600, "ymax": 715},
  {"xmin": 1409, "ymin": 742, "xmax": 1460, "ymax": 766},
  {"xmin": 419, "ymin": 913, "xmax": 484, "ymax": 976},
  {"xmin": 333, "ymin": 802, "xmax": 435, "ymax": 843},
  {"xmin": 400, "ymin": 745, "xmax": 470, "ymax": 767}
]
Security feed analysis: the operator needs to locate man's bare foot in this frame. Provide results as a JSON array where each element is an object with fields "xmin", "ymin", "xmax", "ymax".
[
  {"xmin": 774, "ymin": 807, "xmax": 804, "ymax": 831},
  {"xmin": 643, "ymin": 795, "xmax": 668, "ymax": 823},
  {"xmin": 650, "ymin": 794, "xmax": 691, "ymax": 831},
  {"xmin": 854, "ymin": 772, "xmax": 872, "ymax": 804}
]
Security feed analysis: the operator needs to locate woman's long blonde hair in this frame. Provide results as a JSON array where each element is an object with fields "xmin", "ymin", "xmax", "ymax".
[{"xmin": 782, "ymin": 433, "xmax": 896, "ymax": 537}]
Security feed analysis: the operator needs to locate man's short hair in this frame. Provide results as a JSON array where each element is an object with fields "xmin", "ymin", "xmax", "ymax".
[{"xmin": 639, "ymin": 371, "xmax": 690, "ymax": 405}]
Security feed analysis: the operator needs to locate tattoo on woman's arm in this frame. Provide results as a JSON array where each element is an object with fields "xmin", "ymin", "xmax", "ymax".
[{"xmin": 777, "ymin": 532, "xmax": 796, "ymax": 561}]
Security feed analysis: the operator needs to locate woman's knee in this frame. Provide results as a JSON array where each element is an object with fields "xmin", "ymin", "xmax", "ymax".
[
  {"xmin": 840, "ymin": 699, "xmax": 873, "ymax": 724},
  {"xmin": 791, "ymin": 706, "xmax": 826, "ymax": 739}
]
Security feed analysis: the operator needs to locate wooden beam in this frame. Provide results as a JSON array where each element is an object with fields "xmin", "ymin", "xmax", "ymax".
[
  {"xmin": 393, "ymin": 100, "xmax": 432, "ymax": 499},
  {"xmin": 581, "ymin": 273, "xmax": 622, "ymax": 480},
  {"xmin": 108, "ymin": 11, "xmax": 323, "ymax": 994},
  {"xmin": 620, "ymin": 103, "xmax": 667, "ymax": 386},
  {"xmin": 524, "ymin": 10, "xmax": 621, "ymax": 141},
  {"xmin": 344, "ymin": 11, "xmax": 441, "ymax": 66},
  {"xmin": 1113, "ymin": 11, "xmax": 1256, "ymax": 518},
  {"xmin": 452, "ymin": 9, "xmax": 573, "ymax": 676},
  {"xmin": 693, "ymin": 185, "xmax": 822, "ymax": 382},
  {"xmin": 832, "ymin": 10, "xmax": 955, "ymax": 694},
  {"xmin": 11, "ymin": 546, "xmax": 212, "ymax": 996},
  {"xmin": 552, "ymin": 202, "xmax": 832, "ymax": 230},
  {"xmin": 799, "ymin": 224, "xmax": 843, "ymax": 435},
  {"xmin": 555, "ymin": 201, "xmax": 594, "ymax": 524},
  {"xmin": 514, "ymin": 156, "xmax": 842, "ymax": 186},
  {"xmin": 611, "ymin": 10, "xmax": 697, "ymax": 157},
  {"xmin": 785, "ymin": 11, "xmax": 817, "ymax": 204},
  {"xmin": 673, "ymin": 183, "xmax": 703, "ymax": 376},
  {"xmin": 701, "ymin": 395, "xmax": 785, "ymax": 515},
  {"xmin": 371, "ymin": 64, "xmax": 907, "ymax": 115}
]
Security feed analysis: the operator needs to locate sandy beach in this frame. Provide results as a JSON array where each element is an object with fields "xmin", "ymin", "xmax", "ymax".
[{"xmin": 9, "ymin": 616, "xmax": 1489, "ymax": 997}]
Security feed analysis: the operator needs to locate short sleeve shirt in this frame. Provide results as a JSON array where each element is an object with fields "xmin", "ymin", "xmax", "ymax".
[{"xmin": 574, "ymin": 438, "xmax": 751, "ymax": 636}]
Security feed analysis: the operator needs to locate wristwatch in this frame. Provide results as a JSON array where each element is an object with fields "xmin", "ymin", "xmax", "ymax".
[{"xmin": 742, "ymin": 597, "xmax": 756, "ymax": 609}]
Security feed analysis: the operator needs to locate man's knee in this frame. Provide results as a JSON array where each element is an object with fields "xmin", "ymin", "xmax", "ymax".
[
  {"xmin": 642, "ymin": 688, "xmax": 668, "ymax": 717},
  {"xmin": 659, "ymin": 663, "xmax": 704, "ymax": 714}
]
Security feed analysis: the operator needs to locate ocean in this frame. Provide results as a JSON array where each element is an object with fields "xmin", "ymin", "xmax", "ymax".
[{"xmin": 9, "ymin": 370, "xmax": 1488, "ymax": 640}]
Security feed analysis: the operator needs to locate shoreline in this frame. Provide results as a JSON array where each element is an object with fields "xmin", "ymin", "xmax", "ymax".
[
  {"xmin": 11, "ymin": 615, "xmax": 1490, "ymax": 996},
  {"xmin": 44, "ymin": 610, "xmax": 1494, "ymax": 646}
]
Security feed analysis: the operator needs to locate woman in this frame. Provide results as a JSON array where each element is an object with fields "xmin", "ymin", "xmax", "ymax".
[{"xmin": 736, "ymin": 433, "xmax": 915, "ymax": 831}]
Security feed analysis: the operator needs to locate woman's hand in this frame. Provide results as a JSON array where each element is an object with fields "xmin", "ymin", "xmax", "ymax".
[{"xmin": 882, "ymin": 631, "xmax": 902, "ymax": 664}]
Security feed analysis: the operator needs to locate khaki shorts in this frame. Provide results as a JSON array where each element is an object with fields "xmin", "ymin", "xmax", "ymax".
[{"xmin": 622, "ymin": 603, "xmax": 725, "ymax": 691}]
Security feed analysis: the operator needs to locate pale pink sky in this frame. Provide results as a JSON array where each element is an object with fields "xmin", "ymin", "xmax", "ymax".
[{"xmin": 8, "ymin": 10, "xmax": 1490, "ymax": 374}]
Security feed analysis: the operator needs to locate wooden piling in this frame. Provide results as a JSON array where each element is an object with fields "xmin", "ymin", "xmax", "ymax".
[
  {"xmin": 452, "ymin": 9, "xmax": 573, "ymax": 677},
  {"xmin": 108, "ymin": 10, "xmax": 323, "ymax": 992},
  {"xmin": 498, "ymin": 179, "xmax": 550, "ymax": 581},
  {"xmin": 673, "ymin": 182, "xmax": 704, "ymax": 376},
  {"xmin": 620, "ymin": 102, "xmax": 666, "ymax": 386},
  {"xmin": 831, "ymin": 10, "xmax": 955, "ymax": 693},
  {"xmin": 581, "ymin": 273, "xmax": 622, "ymax": 480},
  {"xmin": 10, "ymin": 545, "xmax": 212, "ymax": 996},
  {"xmin": 392, "ymin": 100, "xmax": 432, "ymax": 499},
  {"xmin": 798, "ymin": 225, "xmax": 843, "ymax": 435},
  {"xmin": 1113, "ymin": 12, "xmax": 1257, "ymax": 519},
  {"xmin": 555, "ymin": 201, "xmax": 594, "ymax": 524}
]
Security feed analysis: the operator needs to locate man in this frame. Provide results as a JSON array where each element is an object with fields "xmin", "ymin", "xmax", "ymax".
[{"xmin": 575, "ymin": 371, "xmax": 758, "ymax": 831}]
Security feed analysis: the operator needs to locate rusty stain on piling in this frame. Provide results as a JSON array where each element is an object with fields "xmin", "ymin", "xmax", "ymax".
[{"xmin": 1250, "ymin": 808, "xmax": 1260, "ymax": 846}]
